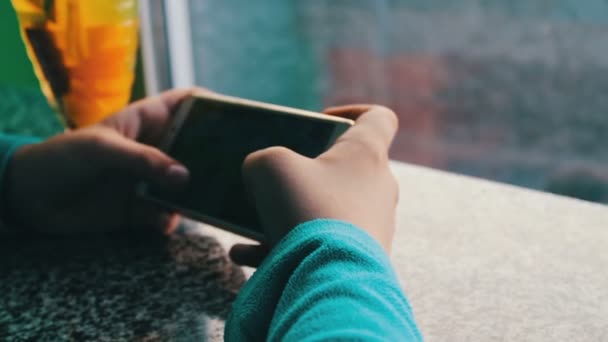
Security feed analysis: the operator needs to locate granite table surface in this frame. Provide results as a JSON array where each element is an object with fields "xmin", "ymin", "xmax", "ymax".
[
  {"xmin": 0, "ymin": 222, "xmax": 247, "ymax": 341},
  {"xmin": 1, "ymin": 161, "xmax": 607, "ymax": 341}
]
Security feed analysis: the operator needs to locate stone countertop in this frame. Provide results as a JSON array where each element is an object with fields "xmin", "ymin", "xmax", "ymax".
[
  {"xmin": 0, "ymin": 224, "xmax": 245, "ymax": 341},
  {"xmin": 1, "ymin": 161, "xmax": 607, "ymax": 341}
]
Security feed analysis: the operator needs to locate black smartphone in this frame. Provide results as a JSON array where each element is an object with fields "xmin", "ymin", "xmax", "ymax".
[{"xmin": 138, "ymin": 92, "xmax": 353, "ymax": 241}]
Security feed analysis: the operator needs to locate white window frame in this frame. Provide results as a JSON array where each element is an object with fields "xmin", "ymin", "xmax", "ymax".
[{"xmin": 139, "ymin": 0, "xmax": 195, "ymax": 95}]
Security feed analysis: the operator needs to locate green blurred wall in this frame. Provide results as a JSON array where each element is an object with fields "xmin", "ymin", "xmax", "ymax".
[{"xmin": 0, "ymin": 1, "xmax": 38, "ymax": 87}]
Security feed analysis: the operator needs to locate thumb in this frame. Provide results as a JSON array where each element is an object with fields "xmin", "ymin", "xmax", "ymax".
[
  {"xmin": 85, "ymin": 129, "xmax": 190, "ymax": 189},
  {"xmin": 229, "ymin": 243, "xmax": 271, "ymax": 267}
]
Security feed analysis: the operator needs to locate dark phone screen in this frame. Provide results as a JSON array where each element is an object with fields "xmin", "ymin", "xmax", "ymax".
[{"xmin": 149, "ymin": 97, "xmax": 345, "ymax": 236}]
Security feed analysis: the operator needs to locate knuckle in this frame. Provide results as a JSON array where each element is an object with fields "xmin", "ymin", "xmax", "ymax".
[
  {"xmin": 81, "ymin": 129, "xmax": 112, "ymax": 151},
  {"xmin": 357, "ymin": 139, "xmax": 389, "ymax": 166},
  {"xmin": 371, "ymin": 105, "xmax": 399, "ymax": 128},
  {"xmin": 87, "ymin": 129, "xmax": 109, "ymax": 145},
  {"xmin": 136, "ymin": 147, "xmax": 162, "ymax": 170},
  {"xmin": 342, "ymin": 141, "xmax": 386, "ymax": 167},
  {"xmin": 243, "ymin": 149, "xmax": 268, "ymax": 172},
  {"xmin": 371, "ymin": 104, "xmax": 396, "ymax": 117},
  {"xmin": 264, "ymin": 146, "xmax": 296, "ymax": 159}
]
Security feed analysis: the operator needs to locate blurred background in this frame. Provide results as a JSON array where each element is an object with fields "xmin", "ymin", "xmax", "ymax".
[{"xmin": 1, "ymin": 0, "xmax": 607, "ymax": 203}]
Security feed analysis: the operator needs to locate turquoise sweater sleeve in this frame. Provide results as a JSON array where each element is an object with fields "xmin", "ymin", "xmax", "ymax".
[
  {"xmin": 0, "ymin": 134, "xmax": 41, "ymax": 227},
  {"xmin": 225, "ymin": 219, "xmax": 422, "ymax": 341}
]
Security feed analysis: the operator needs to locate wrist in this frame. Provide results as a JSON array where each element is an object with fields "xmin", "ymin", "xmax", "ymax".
[{"xmin": 266, "ymin": 219, "xmax": 393, "ymax": 267}]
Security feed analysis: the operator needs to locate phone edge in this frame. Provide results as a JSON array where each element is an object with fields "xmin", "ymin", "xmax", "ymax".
[
  {"xmin": 191, "ymin": 90, "xmax": 355, "ymax": 126},
  {"xmin": 142, "ymin": 196, "xmax": 266, "ymax": 242}
]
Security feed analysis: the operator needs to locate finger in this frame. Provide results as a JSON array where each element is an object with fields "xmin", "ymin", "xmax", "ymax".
[
  {"xmin": 129, "ymin": 199, "xmax": 181, "ymax": 234},
  {"xmin": 104, "ymin": 87, "xmax": 214, "ymax": 145},
  {"xmin": 87, "ymin": 130, "xmax": 190, "ymax": 190},
  {"xmin": 136, "ymin": 87, "xmax": 216, "ymax": 144},
  {"xmin": 242, "ymin": 147, "xmax": 311, "ymax": 245},
  {"xmin": 132, "ymin": 88, "xmax": 194, "ymax": 144},
  {"xmin": 323, "ymin": 105, "xmax": 398, "ymax": 163},
  {"xmin": 145, "ymin": 86, "xmax": 215, "ymax": 115},
  {"xmin": 324, "ymin": 104, "xmax": 375, "ymax": 120},
  {"xmin": 161, "ymin": 213, "xmax": 182, "ymax": 235},
  {"xmin": 243, "ymin": 146, "xmax": 302, "ymax": 172},
  {"xmin": 242, "ymin": 146, "xmax": 304, "ymax": 192},
  {"xmin": 229, "ymin": 243, "xmax": 271, "ymax": 267},
  {"xmin": 101, "ymin": 88, "xmax": 191, "ymax": 141}
]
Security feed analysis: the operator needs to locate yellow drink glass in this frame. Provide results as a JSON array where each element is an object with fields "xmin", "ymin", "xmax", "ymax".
[{"xmin": 11, "ymin": 0, "xmax": 139, "ymax": 127}]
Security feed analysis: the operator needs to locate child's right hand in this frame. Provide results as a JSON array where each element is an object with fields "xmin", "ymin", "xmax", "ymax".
[{"xmin": 230, "ymin": 105, "xmax": 400, "ymax": 267}]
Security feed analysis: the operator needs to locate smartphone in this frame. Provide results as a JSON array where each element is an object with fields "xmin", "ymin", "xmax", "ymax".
[{"xmin": 139, "ymin": 92, "xmax": 354, "ymax": 241}]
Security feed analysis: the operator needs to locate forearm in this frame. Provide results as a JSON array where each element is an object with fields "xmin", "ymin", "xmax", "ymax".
[
  {"xmin": 225, "ymin": 219, "xmax": 422, "ymax": 341},
  {"xmin": 0, "ymin": 134, "xmax": 41, "ymax": 231}
]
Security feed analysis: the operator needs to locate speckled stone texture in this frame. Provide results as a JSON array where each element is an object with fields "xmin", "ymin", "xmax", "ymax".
[{"xmin": 0, "ymin": 223, "xmax": 245, "ymax": 341}]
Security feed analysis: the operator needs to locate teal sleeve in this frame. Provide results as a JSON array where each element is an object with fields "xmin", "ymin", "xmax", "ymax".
[
  {"xmin": 0, "ymin": 134, "xmax": 41, "ymax": 226},
  {"xmin": 225, "ymin": 219, "xmax": 422, "ymax": 341}
]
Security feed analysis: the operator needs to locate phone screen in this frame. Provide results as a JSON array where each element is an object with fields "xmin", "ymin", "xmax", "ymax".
[{"xmin": 148, "ymin": 97, "xmax": 348, "ymax": 238}]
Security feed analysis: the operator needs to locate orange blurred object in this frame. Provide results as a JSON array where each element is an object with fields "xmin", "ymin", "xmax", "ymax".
[{"xmin": 12, "ymin": 0, "xmax": 138, "ymax": 127}]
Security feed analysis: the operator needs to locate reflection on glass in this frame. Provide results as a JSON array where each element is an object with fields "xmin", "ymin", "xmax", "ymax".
[
  {"xmin": 12, "ymin": 0, "xmax": 138, "ymax": 127},
  {"xmin": 185, "ymin": 1, "xmax": 608, "ymax": 202}
]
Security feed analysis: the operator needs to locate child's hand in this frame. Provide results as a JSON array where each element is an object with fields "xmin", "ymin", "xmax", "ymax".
[
  {"xmin": 231, "ymin": 105, "xmax": 399, "ymax": 266},
  {"xmin": 4, "ymin": 89, "xmax": 197, "ymax": 234}
]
